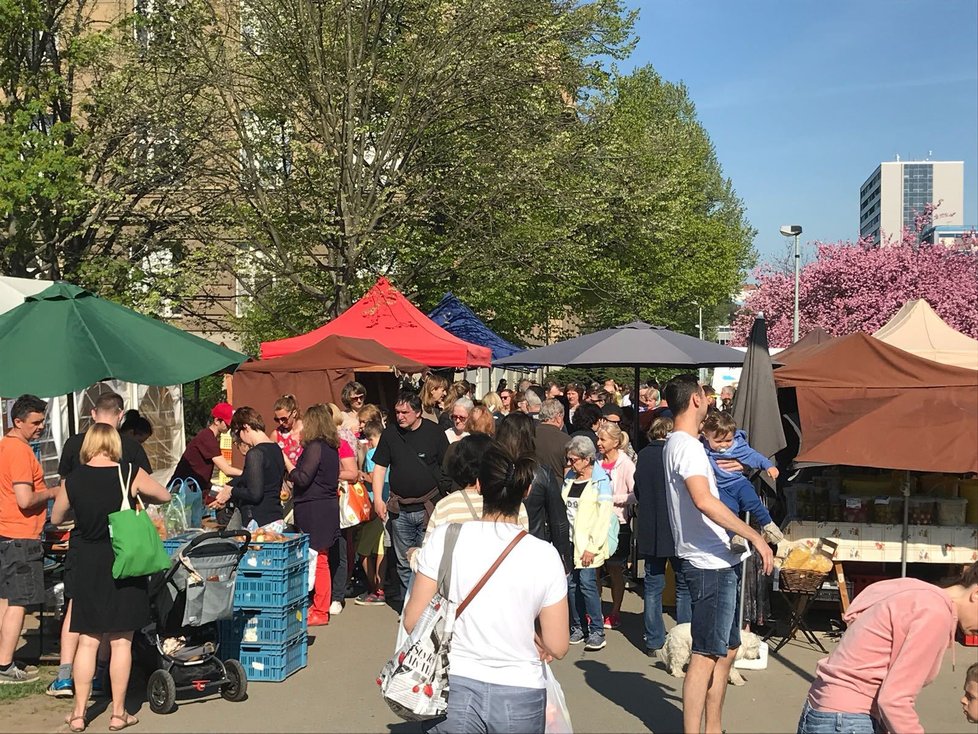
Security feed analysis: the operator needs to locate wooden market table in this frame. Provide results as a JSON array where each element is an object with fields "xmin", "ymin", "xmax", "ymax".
[{"xmin": 781, "ymin": 520, "xmax": 978, "ymax": 613}]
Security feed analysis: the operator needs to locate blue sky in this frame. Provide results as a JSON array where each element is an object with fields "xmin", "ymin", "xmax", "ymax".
[{"xmin": 621, "ymin": 0, "xmax": 978, "ymax": 264}]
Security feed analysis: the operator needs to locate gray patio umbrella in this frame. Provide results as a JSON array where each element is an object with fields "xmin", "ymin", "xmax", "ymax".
[
  {"xmin": 731, "ymin": 313, "xmax": 786, "ymax": 628},
  {"xmin": 494, "ymin": 321, "xmax": 746, "ymax": 445}
]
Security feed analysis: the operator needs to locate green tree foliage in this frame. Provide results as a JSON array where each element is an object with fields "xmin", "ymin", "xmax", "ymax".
[{"xmin": 0, "ymin": 0, "xmax": 223, "ymax": 312}]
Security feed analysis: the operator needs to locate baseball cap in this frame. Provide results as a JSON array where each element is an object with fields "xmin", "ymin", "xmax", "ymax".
[
  {"xmin": 601, "ymin": 404, "xmax": 624, "ymax": 422},
  {"xmin": 211, "ymin": 402, "xmax": 234, "ymax": 424}
]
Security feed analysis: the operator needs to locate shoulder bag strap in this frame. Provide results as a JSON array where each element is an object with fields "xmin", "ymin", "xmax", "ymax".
[
  {"xmin": 436, "ymin": 523, "xmax": 463, "ymax": 597},
  {"xmin": 116, "ymin": 463, "xmax": 134, "ymax": 511},
  {"xmin": 460, "ymin": 489, "xmax": 479, "ymax": 520},
  {"xmin": 456, "ymin": 530, "xmax": 527, "ymax": 618}
]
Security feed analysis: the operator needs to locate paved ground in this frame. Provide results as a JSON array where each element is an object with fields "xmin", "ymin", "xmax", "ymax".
[{"xmin": 4, "ymin": 589, "xmax": 976, "ymax": 733}]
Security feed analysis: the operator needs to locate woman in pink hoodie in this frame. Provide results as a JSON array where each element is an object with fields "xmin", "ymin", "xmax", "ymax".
[{"xmin": 798, "ymin": 562, "xmax": 978, "ymax": 734}]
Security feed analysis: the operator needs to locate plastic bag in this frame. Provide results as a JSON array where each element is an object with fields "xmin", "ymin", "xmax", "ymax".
[
  {"xmin": 543, "ymin": 663, "xmax": 572, "ymax": 734},
  {"xmin": 308, "ymin": 548, "xmax": 318, "ymax": 593}
]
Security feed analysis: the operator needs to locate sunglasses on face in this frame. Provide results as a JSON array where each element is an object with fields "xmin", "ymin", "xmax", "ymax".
[
  {"xmin": 273, "ymin": 416, "xmax": 291, "ymax": 424},
  {"xmin": 452, "ymin": 414, "xmax": 467, "ymax": 422},
  {"xmin": 350, "ymin": 394, "xmax": 365, "ymax": 401}
]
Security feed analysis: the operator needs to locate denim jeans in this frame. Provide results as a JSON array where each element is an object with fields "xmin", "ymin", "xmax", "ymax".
[
  {"xmin": 567, "ymin": 567, "xmax": 603, "ymax": 635},
  {"xmin": 643, "ymin": 555, "xmax": 691, "ymax": 650},
  {"xmin": 389, "ymin": 508, "xmax": 427, "ymax": 600},
  {"xmin": 682, "ymin": 559, "xmax": 741, "ymax": 657},
  {"xmin": 796, "ymin": 702, "xmax": 882, "ymax": 734},
  {"xmin": 425, "ymin": 675, "xmax": 546, "ymax": 734}
]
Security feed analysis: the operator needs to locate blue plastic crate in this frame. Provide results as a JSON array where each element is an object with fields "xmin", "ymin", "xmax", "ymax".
[
  {"xmin": 162, "ymin": 530, "xmax": 204, "ymax": 557},
  {"xmin": 218, "ymin": 600, "xmax": 308, "ymax": 645},
  {"xmin": 240, "ymin": 533, "xmax": 309, "ymax": 572},
  {"xmin": 222, "ymin": 633, "xmax": 308, "ymax": 682},
  {"xmin": 234, "ymin": 561, "xmax": 308, "ymax": 609}
]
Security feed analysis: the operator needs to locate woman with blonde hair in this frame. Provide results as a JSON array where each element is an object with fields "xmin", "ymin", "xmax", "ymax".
[
  {"xmin": 420, "ymin": 374, "xmax": 449, "ymax": 424},
  {"xmin": 326, "ymin": 402, "xmax": 359, "ymax": 615},
  {"xmin": 51, "ymin": 424, "xmax": 171, "ymax": 732},
  {"xmin": 356, "ymin": 403, "xmax": 384, "ymax": 432},
  {"xmin": 595, "ymin": 421, "xmax": 636, "ymax": 630},
  {"xmin": 286, "ymin": 405, "xmax": 341, "ymax": 626},
  {"xmin": 464, "ymin": 405, "xmax": 495, "ymax": 437},
  {"xmin": 481, "ymin": 391, "xmax": 504, "ymax": 420}
]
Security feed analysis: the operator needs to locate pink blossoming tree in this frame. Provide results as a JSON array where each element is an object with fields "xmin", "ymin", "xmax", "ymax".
[{"xmin": 733, "ymin": 211, "xmax": 978, "ymax": 347}]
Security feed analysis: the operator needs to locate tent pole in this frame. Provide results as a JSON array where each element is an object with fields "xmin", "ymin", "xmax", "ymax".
[
  {"xmin": 901, "ymin": 471, "xmax": 910, "ymax": 578},
  {"xmin": 632, "ymin": 366, "xmax": 641, "ymax": 449},
  {"xmin": 66, "ymin": 393, "xmax": 77, "ymax": 437}
]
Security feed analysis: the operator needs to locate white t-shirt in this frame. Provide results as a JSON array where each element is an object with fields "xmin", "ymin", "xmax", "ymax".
[
  {"xmin": 663, "ymin": 431, "xmax": 740, "ymax": 570},
  {"xmin": 416, "ymin": 522, "xmax": 567, "ymax": 689}
]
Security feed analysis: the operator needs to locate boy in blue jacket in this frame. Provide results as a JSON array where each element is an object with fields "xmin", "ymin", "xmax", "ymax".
[{"xmin": 701, "ymin": 410, "xmax": 784, "ymax": 553}]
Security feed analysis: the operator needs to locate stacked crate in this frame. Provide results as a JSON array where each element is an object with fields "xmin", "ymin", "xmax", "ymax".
[{"xmin": 164, "ymin": 530, "xmax": 310, "ymax": 682}]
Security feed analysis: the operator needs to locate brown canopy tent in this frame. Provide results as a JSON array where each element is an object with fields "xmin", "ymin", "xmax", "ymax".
[
  {"xmin": 231, "ymin": 334, "xmax": 426, "ymax": 420},
  {"xmin": 772, "ymin": 326, "xmax": 833, "ymax": 366},
  {"xmin": 774, "ymin": 332, "xmax": 978, "ymax": 473}
]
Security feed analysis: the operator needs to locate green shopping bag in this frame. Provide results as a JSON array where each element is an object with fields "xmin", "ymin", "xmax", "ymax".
[{"xmin": 108, "ymin": 465, "xmax": 170, "ymax": 579}]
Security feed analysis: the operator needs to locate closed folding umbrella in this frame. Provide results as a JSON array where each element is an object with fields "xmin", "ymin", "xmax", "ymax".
[
  {"xmin": 732, "ymin": 314, "xmax": 786, "ymax": 489},
  {"xmin": 0, "ymin": 282, "xmax": 247, "ymax": 397}
]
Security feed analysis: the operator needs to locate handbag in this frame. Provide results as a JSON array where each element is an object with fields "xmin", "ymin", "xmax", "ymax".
[
  {"xmin": 339, "ymin": 480, "xmax": 374, "ymax": 529},
  {"xmin": 108, "ymin": 464, "xmax": 171, "ymax": 579},
  {"xmin": 379, "ymin": 525, "xmax": 527, "ymax": 721}
]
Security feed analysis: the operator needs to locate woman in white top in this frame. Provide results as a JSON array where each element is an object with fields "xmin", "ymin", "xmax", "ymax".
[
  {"xmin": 405, "ymin": 443, "xmax": 569, "ymax": 734},
  {"xmin": 444, "ymin": 396, "xmax": 473, "ymax": 445}
]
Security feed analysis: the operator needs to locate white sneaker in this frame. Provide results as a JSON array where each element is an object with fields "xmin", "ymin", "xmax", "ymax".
[{"xmin": 329, "ymin": 601, "xmax": 344, "ymax": 615}]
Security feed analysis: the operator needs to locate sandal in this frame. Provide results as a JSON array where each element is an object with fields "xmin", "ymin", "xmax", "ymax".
[
  {"xmin": 65, "ymin": 714, "xmax": 87, "ymax": 733},
  {"xmin": 108, "ymin": 714, "xmax": 138, "ymax": 731}
]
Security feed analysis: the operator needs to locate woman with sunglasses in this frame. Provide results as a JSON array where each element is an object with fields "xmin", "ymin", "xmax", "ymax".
[
  {"xmin": 272, "ymin": 394, "xmax": 304, "ymax": 467},
  {"xmin": 444, "ymin": 396, "xmax": 474, "ymax": 445},
  {"xmin": 339, "ymin": 381, "xmax": 367, "ymax": 433}
]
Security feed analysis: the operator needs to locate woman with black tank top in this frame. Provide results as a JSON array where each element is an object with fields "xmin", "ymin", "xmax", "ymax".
[{"xmin": 213, "ymin": 408, "xmax": 286, "ymax": 527}]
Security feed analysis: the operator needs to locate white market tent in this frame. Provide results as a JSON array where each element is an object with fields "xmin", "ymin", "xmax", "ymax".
[
  {"xmin": 873, "ymin": 299, "xmax": 978, "ymax": 371},
  {"xmin": 0, "ymin": 276, "xmax": 186, "ymax": 483}
]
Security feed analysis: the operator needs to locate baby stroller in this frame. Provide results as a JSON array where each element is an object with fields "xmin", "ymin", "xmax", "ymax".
[{"xmin": 133, "ymin": 529, "xmax": 251, "ymax": 714}]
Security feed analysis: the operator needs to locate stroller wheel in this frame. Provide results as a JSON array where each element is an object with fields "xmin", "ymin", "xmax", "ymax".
[
  {"xmin": 220, "ymin": 659, "xmax": 248, "ymax": 702},
  {"xmin": 147, "ymin": 670, "xmax": 176, "ymax": 714}
]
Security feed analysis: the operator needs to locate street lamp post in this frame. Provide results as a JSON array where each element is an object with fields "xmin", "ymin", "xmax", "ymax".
[
  {"xmin": 692, "ymin": 301, "xmax": 706, "ymax": 383},
  {"xmin": 780, "ymin": 224, "xmax": 803, "ymax": 343}
]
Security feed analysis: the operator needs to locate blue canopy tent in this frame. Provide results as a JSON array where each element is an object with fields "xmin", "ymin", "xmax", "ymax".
[{"xmin": 427, "ymin": 293, "xmax": 523, "ymax": 361}]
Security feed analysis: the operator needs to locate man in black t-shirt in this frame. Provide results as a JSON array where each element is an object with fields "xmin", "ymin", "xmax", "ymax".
[
  {"xmin": 59, "ymin": 397, "xmax": 152, "ymax": 482},
  {"xmin": 370, "ymin": 391, "xmax": 449, "ymax": 601}
]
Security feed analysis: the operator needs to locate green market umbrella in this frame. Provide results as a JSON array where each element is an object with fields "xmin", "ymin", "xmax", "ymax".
[{"xmin": 0, "ymin": 282, "xmax": 247, "ymax": 397}]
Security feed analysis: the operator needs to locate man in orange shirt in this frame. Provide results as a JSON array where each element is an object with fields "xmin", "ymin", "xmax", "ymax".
[{"xmin": 0, "ymin": 395, "xmax": 57, "ymax": 683}]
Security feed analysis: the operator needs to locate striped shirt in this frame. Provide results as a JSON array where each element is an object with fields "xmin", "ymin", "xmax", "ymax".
[{"xmin": 423, "ymin": 489, "xmax": 529, "ymax": 546}]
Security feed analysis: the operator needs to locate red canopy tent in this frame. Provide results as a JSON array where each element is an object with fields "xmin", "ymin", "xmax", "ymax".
[{"xmin": 259, "ymin": 277, "xmax": 492, "ymax": 367}]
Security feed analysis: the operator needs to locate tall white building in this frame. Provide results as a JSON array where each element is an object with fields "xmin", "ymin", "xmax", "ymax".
[{"xmin": 858, "ymin": 160, "xmax": 964, "ymax": 244}]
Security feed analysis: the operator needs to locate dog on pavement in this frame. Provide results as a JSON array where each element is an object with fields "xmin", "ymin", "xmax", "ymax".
[{"xmin": 661, "ymin": 623, "xmax": 761, "ymax": 686}]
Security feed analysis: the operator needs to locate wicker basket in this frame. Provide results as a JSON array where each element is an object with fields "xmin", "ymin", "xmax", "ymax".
[{"xmin": 779, "ymin": 568, "xmax": 829, "ymax": 594}]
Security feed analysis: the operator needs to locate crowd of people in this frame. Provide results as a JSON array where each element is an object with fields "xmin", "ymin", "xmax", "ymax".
[{"xmin": 0, "ymin": 374, "xmax": 975, "ymax": 734}]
